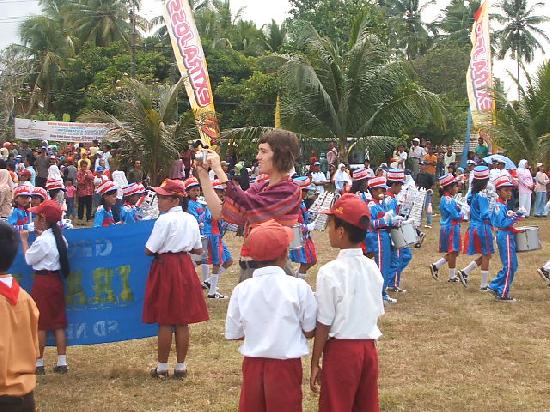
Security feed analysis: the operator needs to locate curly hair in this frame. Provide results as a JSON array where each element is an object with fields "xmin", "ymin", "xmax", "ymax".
[{"xmin": 258, "ymin": 129, "xmax": 299, "ymax": 174}]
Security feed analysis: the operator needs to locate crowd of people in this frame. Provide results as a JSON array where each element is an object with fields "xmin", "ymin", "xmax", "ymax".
[{"xmin": 1, "ymin": 129, "xmax": 550, "ymax": 412}]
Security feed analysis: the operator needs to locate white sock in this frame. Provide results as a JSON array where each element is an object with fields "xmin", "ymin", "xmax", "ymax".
[
  {"xmin": 463, "ymin": 260, "xmax": 478, "ymax": 275},
  {"xmin": 157, "ymin": 362, "xmax": 169, "ymax": 372},
  {"xmin": 208, "ymin": 273, "xmax": 219, "ymax": 295},
  {"xmin": 298, "ymin": 272, "xmax": 307, "ymax": 279},
  {"xmin": 57, "ymin": 355, "xmax": 67, "ymax": 366},
  {"xmin": 434, "ymin": 258, "xmax": 447, "ymax": 270},
  {"xmin": 175, "ymin": 362, "xmax": 187, "ymax": 372},
  {"xmin": 449, "ymin": 268, "xmax": 457, "ymax": 279},
  {"xmin": 201, "ymin": 264, "xmax": 210, "ymax": 281},
  {"xmin": 219, "ymin": 266, "xmax": 226, "ymax": 275},
  {"xmin": 543, "ymin": 261, "xmax": 550, "ymax": 272},
  {"xmin": 480, "ymin": 271, "xmax": 489, "ymax": 287},
  {"xmin": 36, "ymin": 358, "xmax": 44, "ymax": 367}
]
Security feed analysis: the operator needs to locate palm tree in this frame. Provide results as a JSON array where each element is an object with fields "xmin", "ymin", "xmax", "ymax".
[
  {"xmin": 79, "ymin": 78, "xmax": 196, "ymax": 184},
  {"xmin": 276, "ymin": 21, "xmax": 444, "ymax": 161},
  {"xmin": 263, "ymin": 19, "xmax": 287, "ymax": 52},
  {"xmin": 438, "ymin": 0, "xmax": 481, "ymax": 46},
  {"xmin": 490, "ymin": 61, "xmax": 550, "ymax": 166},
  {"xmin": 493, "ymin": 0, "xmax": 549, "ymax": 98}
]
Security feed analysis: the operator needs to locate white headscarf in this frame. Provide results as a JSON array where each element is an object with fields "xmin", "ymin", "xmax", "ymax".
[
  {"xmin": 0, "ymin": 169, "xmax": 10, "ymax": 190},
  {"xmin": 334, "ymin": 163, "xmax": 348, "ymax": 182},
  {"xmin": 518, "ymin": 159, "xmax": 528, "ymax": 169}
]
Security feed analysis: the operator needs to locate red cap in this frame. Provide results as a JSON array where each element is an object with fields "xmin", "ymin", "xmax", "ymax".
[
  {"xmin": 184, "ymin": 177, "xmax": 200, "ymax": 190},
  {"xmin": 32, "ymin": 186, "xmax": 48, "ymax": 200},
  {"xmin": 96, "ymin": 180, "xmax": 117, "ymax": 195},
  {"xmin": 28, "ymin": 199, "xmax": 62, "ymax": 223},
  {"xmin": 13, "ymin": 185, "xmax": 33, "ymax": 198},
  {"xmin": 244, "ymin": 221, "xmax": 293, "ymax": 261},
  {"xmin": 18, "ymin": 169, "xmax": 31, "ymax": 178},
  {"xmin": 321, "ymin": 193, "xmax": 371, "ymax": 230},
  {"xmin": 212, "ymin": 179, "xmax": 226, "ymax": 190},
  {"xmin": 153, "ymin": 179, "xmax": 186, "ymax": 197},
  {"xmin": 495, "ymin": 175, "xmax": 514, "ymax": 189}
]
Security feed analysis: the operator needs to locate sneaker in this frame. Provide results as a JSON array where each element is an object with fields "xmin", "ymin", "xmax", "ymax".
[
  {"xmin": 387, "ymin": 286, "xmax": 407, "ymax": 293},
  {"xmin": 495, "ymin": 295, "xmax": 517, "ymax": 303},
  {"xmin": 53, "ymin": 365, "xmax": 68, "ymax": 374},
  {"xmin": 479, "ymin": 286, "xmax": 489, "ymax": 291},
  {"xmin": 150, "ymin": 368, "xmax": 169, "ymax": 379},
  {"xmin": 207, "ymin": 292, "xmax": 227, "ymax": 299},
  {"xmin": 447, "ymin": 277, "xmax": 459, "ymax": 283},
  {"xmin": 430, "ymin": 264, "xmax": 439, "ymax": 280},
  {"xmin": 537, "ymin": 267, "xmax": 550, "ymax": 281},
  {"xmin": 457, "ymin": 270, "xmax": 469, "ymax": 287},
  {"xmin": 424, "ymin": 224, "xmax": 432, "ymax": 229},
  {"xmin": 201, "ymin": 281, "xmax": 210, "ymax": 290},
  {"xmin": 486, "ymin": 287, "xmax": 498, "ymax": 296},
  {"xmin": 173, "ymin": 369, "xmax": 188, "ymax": 379},
  {"xmin": 383, "ymin": 295, "xmax": 397, "ymax": 304},
  {"xmin": 35, "ymin": 366, "xmax": 45, "ymax": 375}
]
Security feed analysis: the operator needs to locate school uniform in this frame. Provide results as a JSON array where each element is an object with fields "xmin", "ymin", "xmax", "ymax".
[
  {"xmin": 226, "ymin": 266, "xmax": 317, "ymax": 412},
  {"xmin": 366, "ymin": 199, "xmax": 393, "ymax": 296},
  {"xmin": 203, "ymin": 207, "xmax": 232, "ymax": 266},
  {"xmin": 463, "ymin": 191, "xmax": 495, "ymax": 255},
  {"xmin": 385, "ymin": 192, "xmax": 412, "ymax": 289},
  {"xmin": 289, "ymin": 201, "xmax": 318, "ymax": 265},
  {"xmin": 438, "ymin": 195, "xmax": 463, "ymax": 253},
  {"xmin": 488, "ymin": 199, "xmax": 520, "ymax": 298},
  {"xmin": 143, "ymin": 206, "xmax": 209, "ymax": 325},
  {"xmin": 315, "ymin": 249, "xmax": 384, "ymax": 412},
  {"xmin": 187, "ymin": 198, "xmax": 208, "ymax": 263},
  {"xmin": 119, "ymin": 203, "xmax": 138, "ymax": 224},
  {"xmin": 24, "ymin": 229, "xmax": 68, "ymax": 330},
  {"xmin": 7, "ymin": 207, "xmax": 32, "ymax": 231},
  {"xmin": 93, "ymin": 205, "xmax": 115, "ymax": 227}
]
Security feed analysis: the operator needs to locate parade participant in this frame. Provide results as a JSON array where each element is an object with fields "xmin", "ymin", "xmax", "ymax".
[
  {"xmin": 8, "ymin": 186, "xmax": 33, "ymax": 231},
  {"xmin": 351, "ymin": 167, "xmax": 371, "ymax": 204},
  {"xmin": 19, "ymin": 200, "xmax": 70, "ymax": 374},
  {"xmin": 144, "ymin": 179, "xmax": 209, "ymax": 379},
  {"xmin": 310, "ymin": 194, "xmax": 384, "ymax": 411},
  {"xmin": 196, "ymin": 129, "xmax": 302, "ymax": 282},
  {"xmin": 289, "ymin": 176, "xmax": 318, "ymax": 279},
  {"xmin": 0, "ymin": 169, "xmax": 13, "ymax": 219},
  {"xmin": 0, "ymin": 221, "xmax": 39, "ymax": 411},
  {"xmin": 430, "ymin": 174, "xmax": 464, "ymax": 282},
  {"xmin": 46, "ymin": 178, "xmax": 66, "ymax": 210},
  {"xmin": 366, "ymin": 176, "xmax": 400, "ymax": 304},
  {"xmin": 119, "ymin": 183, "xmax": 141, "ymax": 224},
  {"xmin": 17, "ymin": 169, "xmax": 33, "ymax": 188},
  {"xmin": 31, "ymin": 187, "xmax": 48, "ymax": 207},
  {"xmin": 458, "ymin": 166, "xmax": 494, "ymax": 289},
  {"xmin": 185, "ymin": 177, "xmax": 210, "ymax": 285},
  {"xmin": 487, "ymin": 176, "xmax": 524, "ymax": 302},
  {"xmin": 93, "ymin": 180, "xmax": 117, "ymax": 227},
  {"xmin": 225, "ymin": 221, "xmax": 317, "ymax": 412},
  {"xmin": 386, "ymin": 169, "xmax": 412, "ymax": 293}
]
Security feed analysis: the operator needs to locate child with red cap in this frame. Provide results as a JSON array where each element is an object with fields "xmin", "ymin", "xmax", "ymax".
[
  {"xmin": 8, "ymin": 186, "xmax": 33, "ymax": 232},
  {"xmin": 310, "ymin": 193, "xmax": 385, "ymax": 412},
  {"xmin": 93, "ymin": 180, "xmax": 118, "ymax": 227},
  {"xmin": 19, "ymin": 199, "xmax": 70, "ymax": 375},
  {"xmin": 225, "ymin": 220, "xmax": 317, "ymax": 412},
  {"xmin": 144, "ymin": 179, "xmax": 209, "ymax": 379}
]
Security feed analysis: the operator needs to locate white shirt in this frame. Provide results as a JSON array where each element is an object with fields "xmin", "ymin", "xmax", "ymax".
[
  {"xmin": 225, "ymin": 266, "xmax": 317, "ymax": 359},
  {"xmin": 111, "ymin": 170, "xmax": 128, "ymax": 199},
  {"xmin": 0, "ymin": 275, "xmax": 13, "ymax": 287},
  {"xmin": 311, "ymin": 171, "xmax": 327, "ymax": 193},
  {"xmin": 316, "ymin": 248, "xmax": 384, "ymax": 339},
  {"xmin": 24, "ymin": 229, "xmax": 67, "ymax": 271},
  {"xmin": 444, "ymin": 152, "xmax": 456, "ymax": 168},
  {"xmin": 394, "ymin": 151, "xmax": 408, "ymax": 169},
  {"xmin": 146, "ymin": 206, "xmax": 202, "ymax": 253},
  {"xmin": 409, "ymin": 145, "xmax": 426, "ymax": 160}
]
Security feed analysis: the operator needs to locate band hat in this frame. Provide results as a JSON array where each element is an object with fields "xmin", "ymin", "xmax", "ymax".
[
  {"xmin": 473, "ymin": 165, "xmax": 490, "ymax": 180},
  {"xmin": 367, "ymin": 176, "xmax": 387, "ymax": 189},
  {"xmin": 46, "ymin": 178, "xmax": 65, "ymax": 191},
  {"xmin": 212, "ymin": 179, "xmax": 226, "ymax": 190},
  {"xmin": 135, "ymin": 183, "xmax": 146, "ymax": 194},
  {"xmin": 13, "ymin": 185, "xmax": 33, "ymax": 198},
  {"xmin": 292, "ymin": 176, "xmax": 312, "ymax": 188},
  {"xmin": 96, "ymin": 180, "xmax": 117, "ymax": 195},
  {"xmin": 439, "ymin": 173, "xmax": 457, "ymax": 188},
  {"xmin": 386, "ymin": 168, "xmax": 405, "ymax": 183},
  {"xmin": 122, "ymin": 183, "xmax": 140, "ymax": 196},
  {"xmin": 32, "ymin": 187, "xmax": 48, "ymax": 200},
  {"xmin": 184, "ymin": 177, "xmax": 200, "ymax": 190},
  {"xmin": 494, "ymin": 175, "xmax": 514, "ymax": 189},
  {"xmin": 352, "ymin": 167, "xmax": 369, "ymax": 181}
]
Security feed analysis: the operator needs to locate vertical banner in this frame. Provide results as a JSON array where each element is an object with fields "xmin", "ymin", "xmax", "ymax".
[
  {"xmin": 164, "ymin": 0, "xmax": 220, "ymax": 149},
  {"xmin": 466, "ymin": 0, "xmax": 495, "ymax": 131}
]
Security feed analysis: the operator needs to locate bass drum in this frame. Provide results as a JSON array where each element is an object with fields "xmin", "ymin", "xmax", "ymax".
[{"xmin": 515, "ymin": 226, "xmax": 541, "ymax": 252}]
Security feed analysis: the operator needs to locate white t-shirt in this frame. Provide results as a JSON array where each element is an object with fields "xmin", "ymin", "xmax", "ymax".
[
  {"xmin": 311, "ymin": 171, "xmax": 327, "ymax": 193},
  {"xmin": 145, "ymin": 206, "xmax": 202, "ymax": 254},
  {"xmin": 225, "ymin": 266, "xmax": 317, "ymax": 359},
  {"xmin": 395, "ymin": 151, "xmax": 408, "ymax": 169},
  {"xmin": 316, "ymin": 248, "xmax": 384, "ymax": 339},
  {"xmin": 111, "ymin": 170, "xmax": 128, "ymax": 200},
  {"xmin": 24, "ymin": 229, "xmax": 67, "ymax": 271},
  {"xmin": 409, "ymin": 145, "xmax": 426, "ymax": 160}
]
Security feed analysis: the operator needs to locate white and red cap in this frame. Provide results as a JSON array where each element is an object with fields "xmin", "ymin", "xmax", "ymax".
[
  {"xmin": 32, "ymin": 186, "xmax": 48, "ymax": 200},
  {"xmin": 184, "ymin": 177, "xmax": 200, "ymax": 190},
  {"xmin": 292, "ymin": 176, "xmax": 311, "ymax": 188},
  {"xmin": 495, "ymin": 175, "xmax": 514, "ymax": 189},
  {"xmin": 135, "ymin": 183, "xmax": 146, "ymax": 194},
  {"xmin": 473, "ymin": 165, "xmax": 490, "ymax": 180},
  {"xmin": 386, "ymin": 168, "xmax": 405, "ymax": 183},
  {"xmin": 212, "ymin": 179, "xmax": 226, "ymax": 190},
  {"xmin": 13, "ymin": 185, "xmax": 33, "ymax": 197},
  {"xmin": 368, "ymin": 176, "xmax": 387, "ymax": 189},
  {"xmin": 46, "ymin": 178, "xmax": 65, "ymax": 191},
  {"xmin": 256, "ymin": 174, "xmax": 269, "ymax": 183},
  {"xmin": 352, "ymin": 167, "xmax": 369, "ymax": 181},
  {"xmin": 439, "ymin": 173, "xmax": 457, "ymax": 188},
  {"xmin": 96, "ymin": 180, "xmax": 117, "ymax": 195},
  {"xmin": 122, "ymin": 183, "xmax": 139, "ymax": 197}
]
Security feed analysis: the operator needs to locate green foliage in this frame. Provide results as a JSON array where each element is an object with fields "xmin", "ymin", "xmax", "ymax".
[{"xmin": 437, "ymin": 0, "xmax": 481, "ymax": 46}]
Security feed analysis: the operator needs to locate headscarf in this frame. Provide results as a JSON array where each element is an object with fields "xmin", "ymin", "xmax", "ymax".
[
  {"xmin": 518, "ymin": 159, "xmax": 528, "ymax": 169},
  {"xmin": 334, "ymin": 163, "xmax": 348, "ymax": 182},
  {"xmin": 0, "ymin": 169, "xmax": 10, "ymax": 189}
]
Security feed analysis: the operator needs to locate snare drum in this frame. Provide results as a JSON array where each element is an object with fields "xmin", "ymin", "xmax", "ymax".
[
  {"xmin": 289, "ymin": 224, "xmax": 305, "ymax": 250},
  {"xmin": 515, "ymin": 226, "xmax": 541, "ymax": 252},
  {"xmin": 391, "ymin": 222, "xmax": 418, "ymax": 249}
]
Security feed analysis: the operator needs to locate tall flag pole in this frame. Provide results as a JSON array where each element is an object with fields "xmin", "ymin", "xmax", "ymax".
[
  {"xmin": 164, "ymin": 0, "xmax": 220, "ymax": 149},
  {"xmin": 465, "ymin": 0, "xmax": 495, "ymax": 153}
]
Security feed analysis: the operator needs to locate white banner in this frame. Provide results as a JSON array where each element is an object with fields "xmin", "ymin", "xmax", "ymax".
[{"xmin": 14, "ymin": 118, "xmax": 110, "ymax": 143}]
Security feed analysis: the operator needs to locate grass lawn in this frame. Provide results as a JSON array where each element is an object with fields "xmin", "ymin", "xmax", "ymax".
[{"xmin": 34, "ymin": 218, "xmax": 550, "ymax": 411}]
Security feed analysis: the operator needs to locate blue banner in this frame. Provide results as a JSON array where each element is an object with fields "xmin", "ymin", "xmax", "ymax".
[{"xmin": 9, "ymin": 221, "xmax": 159, "ymax": 345}]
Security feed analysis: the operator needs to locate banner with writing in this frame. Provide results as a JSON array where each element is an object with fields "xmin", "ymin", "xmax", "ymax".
[
  {"xmin": 164, "ymin": 0, "xmax": 220, "ymax": 149},
  {"xmin": 14, "ymin": 118, "xmax": 110, "ymax": 143},
  {"xmin": 9, "ymin": 221, "xmax": 158, "ymax": 345},
  {"xmin": 466, "ymin": 0, "xmax": 495, "ymax": 129}
]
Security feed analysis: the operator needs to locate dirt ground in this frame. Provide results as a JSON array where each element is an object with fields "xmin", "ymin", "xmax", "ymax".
[{"xmin": 34, "ymin": 219, "xmax": 550, "ymax": 411}]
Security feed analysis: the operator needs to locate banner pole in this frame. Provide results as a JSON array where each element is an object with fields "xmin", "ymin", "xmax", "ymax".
[{"xmin": 461, "ymin": 109, "xmax": 472, "ymax": 169}]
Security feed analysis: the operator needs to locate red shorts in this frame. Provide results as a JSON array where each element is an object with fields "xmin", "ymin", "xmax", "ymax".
[
  {"xmin": 239, "ymin": 357, "xmax": 302, "ymax": 412},
  {"xmin": 31, "ymin": 272, "xmax": 67, "ymax": 331},
  {"xmin": 319, "ymin": 339, "xmax": 379, "ymax": 412},
  {"xmin": 142, "ymin": 252, "xmax": 209, "ymax": 326}
]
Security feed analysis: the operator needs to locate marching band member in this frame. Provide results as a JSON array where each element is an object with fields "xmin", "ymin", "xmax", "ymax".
[
  {"xmin": 93, "ymin": 180, "xmax": 118, "ymax": 228},
  {"xmin": 185, "ymin": 177, "xmax": 210, "ymax": 286},
  {"xmin": 289, "ymin": 176, "xmax": 318, "ymax": 279},
  {"xmin": 120, "ymin": 183, "xmax": 141, "ymax": 224},
  {"xmin": 31, "ymin": 186, "xmax": 48, "ymax": 207},
  {"xmin": 458, "ymin": 166, "xmax": 494, "ymax": 289},
  {"xmin": 430, "ymin": 174, "xmax": 464, "ymax": 282},
  {"xmin": 8, "ymin": 186, "xmax": 33, "ymax": 231},
  {"xmin": 351, "ymin": 167, "xmax": 371, "ymax": 204}
]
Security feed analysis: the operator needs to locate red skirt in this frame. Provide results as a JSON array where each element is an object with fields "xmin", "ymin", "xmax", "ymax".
[
  {"xmin": 142, "ymin": 252, "xmax": 209, "ymax": 326},
  {"xmin": 31, "ymin": 272, "xmax": 67, "ymax": 331}
]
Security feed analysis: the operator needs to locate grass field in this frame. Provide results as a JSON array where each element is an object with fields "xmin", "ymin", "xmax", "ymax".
[{"xmin": 34, "ymin": 219, "xmax": 550, "ymax": 411}]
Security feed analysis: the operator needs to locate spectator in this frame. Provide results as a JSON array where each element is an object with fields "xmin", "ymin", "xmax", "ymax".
[
  {"xmin": 18, "ymin": 141, "xmax": 32, "ymax": 161},
  {"xmin": 0, "ymin": 170, "xmax": 12, "ymax": 219},
  {"xmin": 534, "ymin": 163, "xmax": 549, "ymax": 217},
  {"xmin": 76, "ymin": 162, "xmax": 94, "ymax": 223},
  {"xmin": 423, "ymin": 147, "xmax": 438, "ymax": 177},
  {"xmin": 34, "ymin": 148, "xmax": 50, "ymax": 188},
  {"xmin": 78, "ymin": 151, "xmax": 91, "ymax": 170},
  {"xmin": 443, "ymin": 146, "xmax": 456, "ymax": 169},
  {"xmin": 415, "ymin": 161, "xmax": 435, "ymax": 228},
  {"xmin": 319, "ymin": 152, "xmax": 329, "ymax": 175},
  {"xmin": 393, "ymin": 144, "xmax": 408, "ymax": 170},
  {"xmin": 89, "ymin": 140, "xmax": 100, "ymax": 158},
  {"xmin": 169, "ymin": 156, "xmax": 185, "ymax": 180},
  {"xmin": 517, "ymin": 159, "xmax": 534, "ymax": 216},
  {"xmin": 24, "ymin": 156, "xmax": 36, "ymax": 187},
  {"xmin": 127, "ymin": 160, "xmax": 144, "ymax": 184},
  {"xmin": 310, "ymin": 162, "xmax": 329, "ymax": 194},
  {"xmin": 181, "ymin": 146, "xmax": 193, "ymax": 179},
  {"xmin": 333, "ymin": 163, "xmax": 352, "ymax": 194},
  {"xmin": 475, "ymin": 136, "xmax": 489, "ymax": 160},
  {"xmin": 327, "ymin": 142, "xmax": 338, "ymax": 168},
  {"xmin": 63, "ymin": 158, "xmax": 77, "ymax": 184},
  {"xmin": 409, "ymin": 137, "xmax": 426, "ymax": 178}
]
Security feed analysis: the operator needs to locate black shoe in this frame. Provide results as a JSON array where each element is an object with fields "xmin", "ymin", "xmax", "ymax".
[
  {"xmin": 387, "ymin": 286, "xmax": 407, "ymax": 293},
  {"xmin": 447, "ymin": 277, "xmax": 459, "ymax": 283},
  {"xmin": 35, "ymin": 366, "xmax": 45, "ymax": 375},
  {"xmin": 486, "ymin": 287, "xmax": 498, "ymax": 297},
  {"xmin": 430, "ymin": 264, "xmax": 439, "ymax": 280},
  {"xmin": 457, "ymin": 270, "xmax": 469, "ymax": 288},
  {"xmin": 480, "ymin": 286, "xmax": 489, "ymax": 291},
  {"xmin": 207, "ymin": 292, "xmax": 227, "ymax": 299},
  {"xmin": 201, "ymin": 281, "xmax": 210, "ymax": 290},
  {"xmin": 53, "ymin": 365, "xmax": 68, "ymax": 374},
  {"xmin": 150, "ymin": 368, "xmax": 169, "ymax": 379},
  {"xmin": 537, "ymin": 267, "xmax": 550, "ymax": 281},
  {"xmin": 173, "ymin": 369, "xmax": 188, "ymax": 379},
  {"xmin": 495, "ymin": 295, "xmax": 517, "ymax": 303}
]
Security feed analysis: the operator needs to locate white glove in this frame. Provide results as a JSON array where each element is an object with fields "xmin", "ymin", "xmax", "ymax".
[
  {"xmin": 403, "ymin": 218, "xmax": 415, "ymax": 225},
  {"xmin": 27, "ymin": 222, "xmax": 35, "ymax": 232},
  {"xmin": 306, "ymin": 222, "xmax": 316, "ymax": 232}
]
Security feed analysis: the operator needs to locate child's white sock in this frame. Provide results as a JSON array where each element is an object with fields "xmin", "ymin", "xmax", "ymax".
[
  {"xmin": 36, "ymin": 358, "xmax": 44, "ymax": 367},
  {"xmin": 201, "ymin": 264, "xmax": 210, "ymax": 282},
  {"xmin": 480, "ymin": 271, "xmax": 489, "ymax": 287},
  {"xmin": 463, "ymin": 260, "xmax": 478, "ymax": 275},
  {"xmin": 434, "ymin": 258, "xmax": 447, "ymax": 270},
  {"xmin": 57, "ymin": 355, "xmax": 67, "ymax": 367},
  {"xmin": 157, "ymin": 362, "xmax": 169, "ymax": 372},
  {"xmin": 543, "ymin": 260, "xmax": 550, "ymax": 272},
  {"xmin": 298, "ymin": 272, "xmax": 307, "ymax": 279},
  {"xmin": 208, "ymin": 274, "xmax": 219, "ymax": 295},
  {"xmin": 219, "ymin": 266, "xmax": 226, "ymax": 275},
  {"xmin": 449, "ymin": 268, "xmax": 457, "ymax": 279},
  {"xmin": 175, "ymin": 362, "xmax": 187, "ymax": 372}
]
